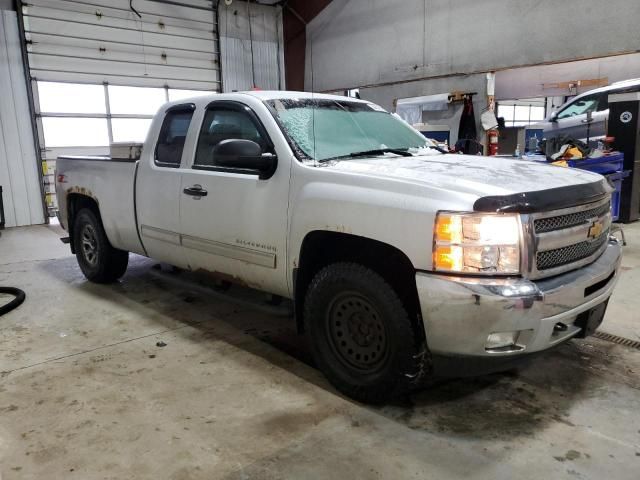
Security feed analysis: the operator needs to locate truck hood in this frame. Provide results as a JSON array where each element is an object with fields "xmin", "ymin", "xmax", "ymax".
[{"xmin": 324, "ymin": 153, "xmax": 602, "ymax": 198}]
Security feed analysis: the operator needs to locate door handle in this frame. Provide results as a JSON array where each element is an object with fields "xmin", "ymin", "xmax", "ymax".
[{"xmin": 183, "ymin": 185, "xmax": 208, "ymax": 197}]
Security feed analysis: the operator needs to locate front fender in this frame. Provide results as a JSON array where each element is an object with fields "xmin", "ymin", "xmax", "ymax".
[{"xmin": 289, "ymin": 177, "xmax": 448, "ymax": 271}]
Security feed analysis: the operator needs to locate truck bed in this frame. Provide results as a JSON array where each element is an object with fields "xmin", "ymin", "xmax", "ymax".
[{"xmin": 56, "ymin": 156, "xmax": 145, "ymax": 256}]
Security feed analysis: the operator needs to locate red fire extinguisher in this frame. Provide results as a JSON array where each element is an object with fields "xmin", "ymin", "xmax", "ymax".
[{"xmin": 488, "ymin": 129, "xmax": 499, "ymax": 156}]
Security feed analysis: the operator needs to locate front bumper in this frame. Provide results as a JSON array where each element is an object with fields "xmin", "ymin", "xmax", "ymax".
[{"xmin": 416, "ymin": 238, "xmax": 622, "ymax": 360}]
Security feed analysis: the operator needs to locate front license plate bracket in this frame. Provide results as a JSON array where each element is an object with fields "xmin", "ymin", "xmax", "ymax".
[{"xmin": 574, "ymin": 300, "xmax": 609, "ymax": 338}]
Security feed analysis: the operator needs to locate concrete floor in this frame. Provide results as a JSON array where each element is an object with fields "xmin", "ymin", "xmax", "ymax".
[{"xmin": 0, "ymin": 222, "xmax": 639, "ymax": 480}]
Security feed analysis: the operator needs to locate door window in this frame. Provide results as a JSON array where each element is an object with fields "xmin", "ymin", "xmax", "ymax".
[
  {"xmin": 155, "ymin": 107, "xmax": 194, "ymax": 167},
  {"xmin": 194, "ymin": 105, "xmax": 267, "ymax": 168},
  {"xmin": 557, "ymin": 94, "xmax": 599, "ymax": 119}
]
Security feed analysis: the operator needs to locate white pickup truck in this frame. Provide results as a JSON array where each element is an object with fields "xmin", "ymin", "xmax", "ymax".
[{"xmin": 56, "ymin": 91, "xmax": 621, "ymax": 403}]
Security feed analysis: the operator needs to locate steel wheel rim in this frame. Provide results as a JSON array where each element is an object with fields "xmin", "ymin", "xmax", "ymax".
[
  {"xmin": 80, "ymin": 224, "xmax": 99, "ymax": 267},
  {"xmin": 326, "ymin": 292, "xmax": 388, "ymax": 373}
]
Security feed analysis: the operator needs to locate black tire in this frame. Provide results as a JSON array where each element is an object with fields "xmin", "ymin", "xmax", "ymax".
[
  {"xmin": 304, "ymin": 262, "xmax": 427, "ymax": 404},
  {"xmin": 73, "ymin": 208, "xmax": 129, "ymax": 283}
]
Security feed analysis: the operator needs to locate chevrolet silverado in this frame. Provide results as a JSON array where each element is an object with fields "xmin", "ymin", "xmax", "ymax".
[{"xmin": 56, "ymin": 91, "xmax": 621, "ymax": 403}]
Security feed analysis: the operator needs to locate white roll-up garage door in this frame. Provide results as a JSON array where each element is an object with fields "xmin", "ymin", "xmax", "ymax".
[
  {"xmin": 21, "ymin": 0, "xmax": 220, "ymax": 90},
  {"xmin": 18, "ymin": 0, "xmax": 222, "ymax": 216}
]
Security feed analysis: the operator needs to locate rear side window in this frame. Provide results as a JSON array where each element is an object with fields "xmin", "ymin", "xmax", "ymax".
[{"xmin": 155, "ymin": 107, "xmax": 194, "ymax": 167}]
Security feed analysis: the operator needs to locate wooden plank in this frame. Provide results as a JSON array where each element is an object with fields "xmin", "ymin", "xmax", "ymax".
[{"xmin": 542, "ymin": 78, "xmax": 609, "ymax": 91}]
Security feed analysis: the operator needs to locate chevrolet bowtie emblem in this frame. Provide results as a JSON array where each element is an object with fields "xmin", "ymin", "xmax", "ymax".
[{"xmin": 587, "ymin": 220, "xmax": 604, "ymax": 239}]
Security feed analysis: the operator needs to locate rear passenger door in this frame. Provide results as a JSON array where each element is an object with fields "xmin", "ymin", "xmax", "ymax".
[
  {"xmin": 136, "ymin": 104, "xmax": 195, "ymax": 268},
  {"xmin": 178, "ymin": 100, "xmax": 290, "ymax": 296}
]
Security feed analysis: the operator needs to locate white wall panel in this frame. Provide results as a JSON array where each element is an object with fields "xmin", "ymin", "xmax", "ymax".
[
  {"xmin": 221, "ymin": 37, "xmax": 279, "ymax": 91},
  {"xmin": 220, "ymin": 36, "xmax": 251, "ymax": 92},
  {"xmin": 29, "ymin": 53, "xmax": 219, "ymax": 85},
  {"xmin": 29, "ymin": 35, "xmax": 216, "ymax": 68},
  {"xmin": 252, "ymin": 40, "xmax": 280, "ymax": 91},
  {"xmin": 219, "ymin": 1, "xmax": 282, "ymax": 92},
  {"xmin": 0, "ymin": 10, "xmax": 44, "ymax": 227},
  {"xmin": 306, "ymin": 0, "xmax": 640, "ymax": 93},
  {"xmin": 496, "ymin": 52, "xmax": 640, "ymax": 100}
]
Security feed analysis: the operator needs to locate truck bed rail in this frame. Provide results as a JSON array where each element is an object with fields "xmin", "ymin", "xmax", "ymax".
[{"xmin": 57, "ymin": 155, "xmax": 138, "ymax": 163}]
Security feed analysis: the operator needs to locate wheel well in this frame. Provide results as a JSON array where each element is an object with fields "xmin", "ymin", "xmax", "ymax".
[
  {"xmin": 67, "ymin": 194, "xmax": 100, "ymax": 254},
  {"xmin": 294, "ymin": 231, "xmax": 423, "ymax": 340}
]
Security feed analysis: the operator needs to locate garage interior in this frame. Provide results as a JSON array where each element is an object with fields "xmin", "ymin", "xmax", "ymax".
[{"xmin": 1, "ymin": 0, "xmax": 639, "ymax": 478}]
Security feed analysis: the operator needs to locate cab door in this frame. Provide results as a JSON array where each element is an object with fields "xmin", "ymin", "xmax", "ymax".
[
  {"xmin": 178, "ymin": 100, "xmax": 291, "ymax": 297},
  {"xmin": 136, "ymin": 104, "xmax": 196, "ymax": 269}
]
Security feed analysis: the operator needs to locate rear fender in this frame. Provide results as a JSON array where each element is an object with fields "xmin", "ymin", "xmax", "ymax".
[{"xmin": 66, "ymin": 193, "xmax": 100, "ymax": 254}]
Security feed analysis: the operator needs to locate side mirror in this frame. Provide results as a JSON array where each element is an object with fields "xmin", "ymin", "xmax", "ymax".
[
  {"xmin": 550, "ymin": 112, "xmax": 558, "ymax": 123},
  {"xmin": 212, "ymin": 139, "xmax": 277, "ymax": 179}
]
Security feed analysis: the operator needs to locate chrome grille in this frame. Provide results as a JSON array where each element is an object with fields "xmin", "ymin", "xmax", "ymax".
[
  {"xmin": 528, "ymin": 197, "xmax": 612, "ymax": 278},
  {"xmin": 534, "ymin": 202, "xmax": 611, "ymax": 233},
  {"xmin": 536, "ymin": 231, "xmax": 609, "ymax": 270}
]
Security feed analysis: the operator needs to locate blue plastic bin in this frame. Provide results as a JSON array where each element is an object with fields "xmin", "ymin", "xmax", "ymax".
[
  {"xmin": 519, "ymin": 152, "xmax": 627, "ymax": 220},
  {"xmin": 565, "ymin": 153, "xmax": 626, "ymax": 221},
  {"xmin": 566, "ymin": 152, "xmax": 624, "ymax": 174}
]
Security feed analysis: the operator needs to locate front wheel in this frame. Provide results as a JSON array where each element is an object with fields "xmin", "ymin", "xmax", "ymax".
[
  {"xmin": 73, "ymin": 208, "xmax": 129, "ymax": 283},
  {"xmin": 304, "ymin": 262, "xmax": 427, "ymax": 403}
]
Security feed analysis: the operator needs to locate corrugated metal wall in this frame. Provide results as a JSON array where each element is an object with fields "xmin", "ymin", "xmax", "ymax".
[
  {"xmin": 22, "ymin": 0, "xmax": 221, "ymax": 90},
  {"xmin": 0, "ymin": 10, "xmax": 44, "ymax": 228},
  {"xmin": 219, "ymin": 1, "xmax": 283, "ymax": 92}
]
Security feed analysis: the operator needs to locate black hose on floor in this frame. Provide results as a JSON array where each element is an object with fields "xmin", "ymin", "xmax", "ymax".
[
  {"xmin": 0, "ymin": 287, "xmax": 25, "ymax": 316},
  {"xmin": 0, "ymin": 222, "xmax": 26, "ymax": 315}
]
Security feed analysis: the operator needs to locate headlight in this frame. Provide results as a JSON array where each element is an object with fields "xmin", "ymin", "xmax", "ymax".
[{"xmin": 433, "ymin": 212, "xmax": 521, "ymax": 274}]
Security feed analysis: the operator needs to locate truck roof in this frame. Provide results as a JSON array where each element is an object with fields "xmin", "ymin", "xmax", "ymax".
[
  {"xmin": 243, "ymin": 90, "xmax": 368, "ymax": 102},
  {"xmin": 568, "ymin": 78, "xmax": 640, "ymax": 102},
  {"xmin": 162, "ymin": 90, "xmax": 369, "ymax": 109}
]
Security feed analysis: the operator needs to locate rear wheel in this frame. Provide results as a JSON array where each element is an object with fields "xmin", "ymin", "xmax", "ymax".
[
  {"xmin": 304, "ymin": 262, "xmax": 427, "ymax": 403},
  {"xmin": 73, "ymin": 208, "xmax": 128, "ymax": 283}
]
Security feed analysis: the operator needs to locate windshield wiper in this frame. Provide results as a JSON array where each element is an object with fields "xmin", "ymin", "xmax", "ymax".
[
  {"xmin": 428, "ymin": 145, "xmax": 449, "ymax": 154},
  {"xmin": 349, "ymin": 148, "xmax": 414, "ymax": 158},
  {"xmin": 321, "ymin": 148, "xmax": 414, "ymax": 162}
]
